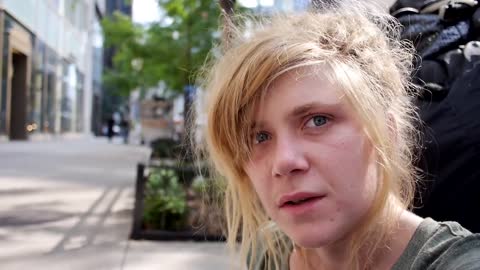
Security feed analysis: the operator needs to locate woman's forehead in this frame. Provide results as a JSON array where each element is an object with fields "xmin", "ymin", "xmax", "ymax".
[{"xmin": 252, "ymin": 69, "xmax": 347, "ymax": 119}]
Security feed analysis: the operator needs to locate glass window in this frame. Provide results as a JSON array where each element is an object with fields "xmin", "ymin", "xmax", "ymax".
[
  {"xmin": 30, "ymin": 72, "xmax": 43, "ymax": 133},
  {"xmin": 46, "ymin": 8, "xmax": 60, "ymax": 51},
  {"xmin": 0, "ymin": 15, "xmax": 10, "ymax": 134},
  {"xmin": 37, "ymin": 0, "xmax": 49, "ymax": 42},
  {"xmin": 47, "ymin": 0, "xmax": 61, "ymax": 12},
  {"xmin": 28, "ymin": 38, "xmax": 46, "ymax": 134},
  {"xmin": 64, "ymin": 0, "xmax": 87, "ymax": 30},
  {"xmin": 41, "ymin": 47, "xmax": 58, "ymax": 133},
  {"xmin": 76, "ymin": 71, "xmax": 84, "ymax": 132},
  {"xmin": 61, "ymin": 61, "xmax": 75, "ymax": 132},
  {"xmin": 76, "ymin": 1, "xmax": 87, "ymax": 30}
]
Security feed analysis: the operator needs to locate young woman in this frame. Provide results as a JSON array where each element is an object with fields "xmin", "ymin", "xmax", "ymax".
[{"xmin": 198, "ymin": 2, "xmax": 480, "ymax": 269}]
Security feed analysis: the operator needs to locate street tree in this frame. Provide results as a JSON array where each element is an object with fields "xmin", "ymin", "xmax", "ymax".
[{"xmin": 102, "ymin": 0, "xmax": 246, "ymax": 97}]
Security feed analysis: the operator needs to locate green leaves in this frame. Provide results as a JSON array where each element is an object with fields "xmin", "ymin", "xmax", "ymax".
[
  {"xmin": 101, "ymin": 11, "xmax": 145, "ymax": 95},
  {"xmin": 146, "ymin": 168, "xmax": 185, "ymax": 201},
  {"xmin": 101, "ymin": 0, "xmax": 224, "ymax": 97},
  {"xmin": 143, "ymin": 168, "xmax": 188, "ymax": 229}
]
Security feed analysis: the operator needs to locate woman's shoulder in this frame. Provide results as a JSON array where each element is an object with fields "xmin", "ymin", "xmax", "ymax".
[
  {"xmin": 247, "ymin": 223, "xmax": 292, "ymax": 270},
  {"xmin": 392, "ymin": 218, "xmax": 480, "ymax": 270}
]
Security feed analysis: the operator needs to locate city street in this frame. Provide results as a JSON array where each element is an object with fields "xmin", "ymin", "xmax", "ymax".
[{"xmin": 0, "ymin": 138, "xmax": 235, "ymax": 270}]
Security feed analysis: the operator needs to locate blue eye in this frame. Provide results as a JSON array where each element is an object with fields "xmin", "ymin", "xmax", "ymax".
[
  {"xmin": 254, "ymin": 132, "xmax": 270, "ymax": 144},
  {"xmin": 306, "ymin": 115, "xmax": 328, "ymax": 128}
]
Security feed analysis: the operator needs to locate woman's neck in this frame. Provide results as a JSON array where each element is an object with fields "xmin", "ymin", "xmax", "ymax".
[
  {"xmin": 298, "ymin": 210, "xmax": 422, "ymax": 270},
  {"xmin": 375, "ymin": 210, "xmax": 423, "ymax": 270}
]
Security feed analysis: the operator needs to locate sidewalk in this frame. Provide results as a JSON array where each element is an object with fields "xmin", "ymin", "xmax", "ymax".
[{"xmin": 0, "ymin": 137, "xmax": 237, "ymax": 270}]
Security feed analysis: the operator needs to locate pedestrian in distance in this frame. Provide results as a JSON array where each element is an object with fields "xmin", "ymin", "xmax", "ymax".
[
  {"xmin": 106, "ymin": 116, "xmax": 115, "ymax": 142},
  {"xmin": 198, "ymin": 1, "xmax": 480, "ymax": 270},
  {"xmin": 120, "ymin": 117, "xmax": 130, "ymax": 144}
]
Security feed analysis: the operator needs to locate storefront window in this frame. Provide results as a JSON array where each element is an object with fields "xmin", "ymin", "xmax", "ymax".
[
  {"xmin": 61, "ymin": 61, "xmax": 75, "ymax": 132},
  {"xmin": 76, "ymin": 71, "xmax": 84, "ymax": 132},
  {"xmin": 0, "ymin": 16, "xmax": 10, "ymax": 134},
  {"xmin": 41, "ymin": 47, "xmax": 58, "ymax": 133},
  {"xmin": 29, "ymin": 38, "xmax": 46, "ymax": 134}
]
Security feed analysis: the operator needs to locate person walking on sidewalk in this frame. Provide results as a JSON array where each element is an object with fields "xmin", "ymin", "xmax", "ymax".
[
  {"xmin": 120, "ymin": 117, "xmax": 130, "ymax": 144},
  {"xmin": 107, "ymin": 116, "xmax": 115, "ymax": 142}
]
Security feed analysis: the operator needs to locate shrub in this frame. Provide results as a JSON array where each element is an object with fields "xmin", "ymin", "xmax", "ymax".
[{"xmin": 143, "ymin": 168, "xmax": 188, "ymax": 230}]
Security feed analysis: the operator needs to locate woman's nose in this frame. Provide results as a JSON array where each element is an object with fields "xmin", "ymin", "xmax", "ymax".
[{"xmin": 271, "ymin": 137, "xmax": 309, "ymax": 178}]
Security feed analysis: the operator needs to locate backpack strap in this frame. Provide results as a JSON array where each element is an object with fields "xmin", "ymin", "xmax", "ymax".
[
  {"xmin": 420, "ymin": 0, "xmax": 451, "ymax": 13},
  {"xmin": 391, "ymin": 7, "xmax": 419, "ymax": 17}
]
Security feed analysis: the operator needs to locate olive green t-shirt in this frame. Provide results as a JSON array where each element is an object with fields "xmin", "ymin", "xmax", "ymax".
[
  {"xmin": 251, "ymin": 218, "xmax": 480, "ymax": 269},
  {"xmin": 391, "ymin": 218, "xmax": 480, "ymax": 270}
]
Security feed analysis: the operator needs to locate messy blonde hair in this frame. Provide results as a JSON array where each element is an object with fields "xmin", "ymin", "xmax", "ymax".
[{"xmin": 198, "ymin": 1, "xmax": 419, "ymax": 269}]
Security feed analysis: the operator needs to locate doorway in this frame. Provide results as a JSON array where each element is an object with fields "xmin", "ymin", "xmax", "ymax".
[{"xmin": 9, "ymin": 52, "xmax": 28, "ymax": 140}]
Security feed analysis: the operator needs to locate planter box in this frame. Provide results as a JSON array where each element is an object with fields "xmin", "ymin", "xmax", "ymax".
[
  {"xmin": 131, "ymin": 228, "xmax": 225, "ymax": 241},
  {"xmin": 130, "ymin": 163, "xmax": 225, "ymax": 241}
]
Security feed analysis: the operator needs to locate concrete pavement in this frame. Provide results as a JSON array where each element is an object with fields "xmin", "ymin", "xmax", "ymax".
[{"xmin": 0, "ymin": 137, "xmax": 237, "ymax": 270}]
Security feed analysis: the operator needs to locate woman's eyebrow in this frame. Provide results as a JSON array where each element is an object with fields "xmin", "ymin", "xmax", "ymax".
[
  {"xmin": 250, "ymin": 121, "xmax": 265, "ymax": 130},
  {"xmin": 251, "ymin": 101, "xmax": 341, "ymax": 129},
  {"xmin": 289, "ymin": 101, "xmax": 340, "ymax": 118}
]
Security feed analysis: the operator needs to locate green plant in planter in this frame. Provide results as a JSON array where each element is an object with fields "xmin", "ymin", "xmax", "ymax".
[{"xmin": 143, "ymin": 168, "xmax": 188, "ymax": 230}]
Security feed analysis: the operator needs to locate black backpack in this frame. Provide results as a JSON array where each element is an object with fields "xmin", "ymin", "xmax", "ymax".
[{"xmin": 390, "ymin": 0, "xmax": 480, "ymax": 233}]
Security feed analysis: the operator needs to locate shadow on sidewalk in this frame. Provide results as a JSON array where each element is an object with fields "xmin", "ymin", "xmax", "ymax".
[{"xmin": 0, "ymin": 184, "xmax": 135, "ymax": 270}]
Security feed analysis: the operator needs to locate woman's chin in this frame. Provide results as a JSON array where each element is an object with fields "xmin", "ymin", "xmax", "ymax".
[
  {"xmin": 292, "ymin": 234, "xmax": 333, "ymax": 249},
  {"xmin": 280, "ymin": 218, "xmax": 346, "ymax": 248},
  {"xmin": 283, "ymin": 224, "xmax": 339, "ymax": 249}
]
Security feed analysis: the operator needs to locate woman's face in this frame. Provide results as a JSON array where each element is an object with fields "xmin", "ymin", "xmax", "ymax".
[{"xmin": 244, "ymin": 69, "xmax": 379, "ymax": 248}]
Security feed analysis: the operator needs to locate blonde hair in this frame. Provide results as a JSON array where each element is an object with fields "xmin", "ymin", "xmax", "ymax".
[{"xmin": 198, "ymin": 2, "xmax": 419, "ymax": 270}]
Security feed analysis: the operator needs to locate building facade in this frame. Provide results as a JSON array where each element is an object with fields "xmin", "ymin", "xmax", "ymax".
[{"xmin": 0, "ymin": 0, "xmax": 106, "ymax": 140}]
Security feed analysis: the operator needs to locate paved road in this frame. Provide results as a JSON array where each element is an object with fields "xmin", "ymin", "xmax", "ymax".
[{"xmin": 0, "ymin": 137, "xmax": 236, "ymax": 270}]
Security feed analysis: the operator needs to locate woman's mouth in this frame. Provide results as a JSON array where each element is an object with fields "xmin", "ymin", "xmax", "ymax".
[
  {"xmin": 278, "ymin": 192, "xmax": 326, "ymax": 215},
  {"xmin": 283, "ymin": 196, "xmax": 320, "ymax": 206},
  {"xmin": 279, "ymin": 194, "xmax": 325, "ymax": 216}
]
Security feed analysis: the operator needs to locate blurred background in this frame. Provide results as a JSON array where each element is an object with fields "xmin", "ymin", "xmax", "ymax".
[
  {"xmin": 0, "ymin": 0, "xmax": 399, "ymax": 270},
  {"xmin": 0, "ymin": 0, "xmax": 394, "ymax": 144}
]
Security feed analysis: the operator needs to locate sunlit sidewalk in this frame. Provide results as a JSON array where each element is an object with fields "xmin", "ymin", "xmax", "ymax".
[{"xmin": 0, "ymin": 137, "xmax": 236, "ymax": 270}]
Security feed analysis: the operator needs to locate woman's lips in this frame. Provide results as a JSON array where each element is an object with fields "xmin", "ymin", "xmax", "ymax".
[
  {"xmin": 279, "ymin": 195, "xmax": 326, "ymax": 216},
  {"xmin": 278, "ymin": 192, "xmax": 326, "ymax": 208}
]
